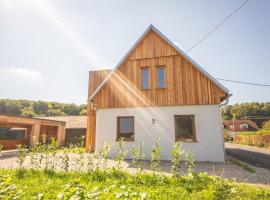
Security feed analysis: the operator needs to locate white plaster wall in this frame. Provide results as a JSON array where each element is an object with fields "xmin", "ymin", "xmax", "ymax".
[{"xmin": 95, "ymin": 105, "xmax": 225, "ymax": 162}]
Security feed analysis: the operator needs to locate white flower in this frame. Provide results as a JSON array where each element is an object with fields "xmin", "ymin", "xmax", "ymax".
[
  {"xmin": 38, "ymin": 193, "xmax": 43, "ymax": 200},
  {"xmin": 140, "ymin": 192, "xmax": 147, "ymax": 200},
  {"xmin": 116, "ymin": 192, "xmax": 123, "ymax": 198},
  {"xmin": 231, "ymin": 187, "xmax": 237, "ymax": 193},
  {"xmin": 131, "ymin": 192, "xmax": 138, "ymax": 196},
  {"xmin": 57, "ymin": 193, "xmax": 64, "ymax": 199},
  {"xmin": 120, "ymin": 185, "xmax": 126, "ymax": 189}
]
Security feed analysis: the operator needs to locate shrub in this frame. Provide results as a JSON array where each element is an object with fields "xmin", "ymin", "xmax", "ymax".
[
  {"xmin": 150, "ymin": 138, "xmax": 162, "ymax": 173},
  {"xmin": 131, "ymin": 142, "xmax": 145, "ymax": 174},
  {"xmin": 171, "ymin": 141, "xmax": 184, "ymax": 176},
  {"xmin": 99, "ymin": 143, "xmax": 111, "ymax": 170},
  {"xmin": 16, "ymin": 144, "xmax": 27, "ymax": 169},
  {"xmin": 115, "ymin": 137, "xmax": 127, "ymax": 170}
]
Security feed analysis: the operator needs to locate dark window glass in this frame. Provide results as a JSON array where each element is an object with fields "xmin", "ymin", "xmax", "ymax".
[
  {"xmin": 117, "ymin": 117, "xmax": 134, "ymax": 141},
  {"xmin": 157, "ymin": 66, "xmax": 165, "ymax": 88},
  {"xmin": 141, "ymin": 67, "xmax": 149, "ymax": 89},
  {"xmin": 174, "ymin": 115, "xmax": 196, "ymax": 142}
]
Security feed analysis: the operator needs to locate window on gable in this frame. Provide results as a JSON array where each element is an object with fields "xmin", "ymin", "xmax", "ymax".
[
  {"xmin": 174, "ymin": 115, "xmax": 196, "ymax": 142},
  {"xmin": 141, "ymin": 67, "xmax": 149, "ymax": 89},
  {"xmin": 117, "ymin": 116, "xmax": 134, "ymax": 141},
  {"xmin": 157, "ymin": 66, "xmax": 165, "ymax": 88}
]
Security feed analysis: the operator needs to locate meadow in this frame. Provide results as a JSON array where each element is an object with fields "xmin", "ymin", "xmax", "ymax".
[{"xmin": 0, "ymin": 137, "xmax": 269, "ymax": 199}]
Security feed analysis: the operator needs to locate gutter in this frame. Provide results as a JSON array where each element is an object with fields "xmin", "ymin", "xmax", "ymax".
[{"xmin": 219, "ymin": 93, "xmax": 232, "ymax": 162}]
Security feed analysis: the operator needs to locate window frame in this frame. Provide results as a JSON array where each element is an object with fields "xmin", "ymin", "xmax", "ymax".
[
  {"xmin": 116, "ymin": 116, "xmax": 135, "ymax": 141},
  {"xmin": 174, "ymin": 115, "xmax": 197, "ymax": 142},
  {"xmin": 156, "ymin": 65, "xmax": 166, "ymax": 89},
  {"xmin": 141, "ymin": 67, "xmax": 150, "ymax": 90}
]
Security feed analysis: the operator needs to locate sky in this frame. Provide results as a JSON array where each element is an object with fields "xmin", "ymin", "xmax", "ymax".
[{"xmin": 0, "ymin": 0, "xmax": 269, "ymax": 105}]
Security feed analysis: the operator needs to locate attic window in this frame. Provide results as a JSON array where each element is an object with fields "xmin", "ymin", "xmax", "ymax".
[
  {"xmin": 141, "ymin": 67, "xmax": 149, "ymax": 89},
  {"xmin": 157, "ymin": 66, "xmax": 165, "ymax": 88},
  {"xmin": 240, "ymin": 124, "xmax": 248, "ymax": 129}
]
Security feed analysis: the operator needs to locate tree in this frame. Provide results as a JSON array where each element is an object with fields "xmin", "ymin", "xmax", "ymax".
[
  {"xmin": 79, "ymin": 109, "xmax": 87, "ymax": 116},
  {"xmin": 262, "ymin": 120, "xmax": 270, "ymax": 130},
  {"xmin": 21, "ymin": 107, "xmax": 35, "ymax": 117},
  {"xmin": 33, "ymin": 101, "xmax": 48, "ymax": 115}
]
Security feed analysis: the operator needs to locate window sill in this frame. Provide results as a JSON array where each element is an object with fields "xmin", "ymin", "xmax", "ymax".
[
  {"xmin": 175, "ymin": 138, "xmax": 197, "ymax": 143},
  {"xmin": 116, "ymin": 139, "xmax": 134, "ymax": 142},
  {"xmin": 156, "ymin": 87, "xmax": 167, "ymax": 90}
]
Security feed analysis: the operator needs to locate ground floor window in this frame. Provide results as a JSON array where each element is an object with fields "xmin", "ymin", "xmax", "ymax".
[
  {"xmin": 117, "ymin": 116, "xmax": 134, "ymax": 141},
  {"xmin": 174, "ymin": 115, "xmax": 196, "ymax": 142}
]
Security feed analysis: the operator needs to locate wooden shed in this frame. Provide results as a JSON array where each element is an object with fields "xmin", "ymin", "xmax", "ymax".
[{"xmin": 0, "ymin": 114, "xmax": 66, "ymax": 149}]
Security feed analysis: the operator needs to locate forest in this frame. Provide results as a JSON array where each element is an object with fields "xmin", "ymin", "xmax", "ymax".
[
  {"xmin": 221, "ymin": 102, "xmax": 270, "ymax": 127},
  {"xmin": 0, "ymin": 99, "xmax": 87, "ymax": 117},
  {"xmin": 0, "ymin": 99, "xmax": 270, "ymax": 127}
]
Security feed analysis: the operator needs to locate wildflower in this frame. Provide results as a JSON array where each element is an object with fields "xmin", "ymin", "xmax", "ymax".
[
  {"xmin": 120, "ymin": 185, "xmax": 126, "ymax": 190},
  {"xmin": 38, "ymin": 193, "xmax": 43, "ymax": 200},
  {"xmin": 116, "ymin": 192, "xmax": 123, "ymax": 198},
  {"xmin": 57, "ymin": 193, "xmax": 64, "ymax": 200},
  {"xmin": 140, "ymin": 192, "xmax": 147, "ymax": 200}
]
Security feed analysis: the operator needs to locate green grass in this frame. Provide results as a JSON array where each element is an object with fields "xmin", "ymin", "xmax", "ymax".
[
  {"xmin": 1, "ymin": 169, "xmax": 269, "ymax": 199},
  {"xmin": 238, "ymin": 130, "xmax": 270, "ymax": 136}
]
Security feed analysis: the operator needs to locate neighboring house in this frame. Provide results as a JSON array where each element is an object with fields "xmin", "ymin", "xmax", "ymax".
[
  {"xmin": 86, "ymin": 25, "xmax": 230, "ymax": 162},
  {"xmin": 38, "ymin": 116, "xmax": 87, "ymax": 145},
  {"xmin": 223, "ymin": 119, "xmax": 258, "ymax": 138},
  {"xmin": 0, "ymin": 114, "xmax": 66, "ymax": 149}
]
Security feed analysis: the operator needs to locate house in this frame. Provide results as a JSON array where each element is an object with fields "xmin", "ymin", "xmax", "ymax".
[
  {"xmin": 223, "ymin": 119, "xmax": 258, "ymax": 138},
  {"xmin": 0, "ymin": 114, "xmax": 66, "ymax": 149},
  {"xmin": 38, "ymin": 116, "xmax": 87, "ymax": 145},
  {"xmin": 86, "ymin": 25, "xmax": 230, "ymax": 162}
]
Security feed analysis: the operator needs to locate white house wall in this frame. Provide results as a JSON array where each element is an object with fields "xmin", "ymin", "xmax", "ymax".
[{"xmin": 95, "ymin": 105, "xmax": 225, "ymax": 162}]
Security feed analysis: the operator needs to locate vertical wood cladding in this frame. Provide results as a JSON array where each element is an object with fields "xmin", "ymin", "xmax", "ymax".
[{"xmin": 89, "ymin": 30, "xmax": 226, "ymax": 109}]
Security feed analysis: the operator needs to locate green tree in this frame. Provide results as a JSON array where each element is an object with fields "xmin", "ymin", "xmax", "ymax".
[
  {"xmin": 262, "ymin": 120, "xmax": 270, "ymax": 130},
  {"xmin": 21, "ymin": 107, "xmax": 35, "ymax": 117}
]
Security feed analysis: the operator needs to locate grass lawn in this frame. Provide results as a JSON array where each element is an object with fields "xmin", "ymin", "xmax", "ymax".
[
  {"xmin": 238, "ymin": 130, "xmax": 270, "ymax": 136},
  {"xmin": 1, "ymin": 169, "xmax": 270, "ymax": 200}
]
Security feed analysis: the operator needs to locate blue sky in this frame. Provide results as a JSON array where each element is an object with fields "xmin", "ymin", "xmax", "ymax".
[{"xmin": 0, "ymin": 0, "xmax": 269, "ymax": 104}]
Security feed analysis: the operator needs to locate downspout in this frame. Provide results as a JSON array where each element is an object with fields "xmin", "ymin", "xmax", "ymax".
[{"xmin": 219, "ymin": 93, "xmax": 232, "ymax": 162}]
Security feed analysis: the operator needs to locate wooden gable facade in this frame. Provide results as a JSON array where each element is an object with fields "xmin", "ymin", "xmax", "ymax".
[{"xmin": 86, "ymin": 25, "xmax": 229, "ymax": 151}]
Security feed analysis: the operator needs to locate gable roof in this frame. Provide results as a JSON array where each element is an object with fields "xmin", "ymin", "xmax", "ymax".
[
  {"xmin": 37, "ymin": 116, "xmax": 87, "ymax": 129},
  {"xmin": 88, "ymin": 24, "xmax": 230, "ymax": 102}
]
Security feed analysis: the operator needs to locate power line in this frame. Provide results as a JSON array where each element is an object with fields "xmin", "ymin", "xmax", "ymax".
[
  {"xmin": 187, "ymin": 0, "xmax": 249, "ymax": 53},
  {"xmin": 215, "ymin": 78, "xmax": 270, "ymax": 87}
]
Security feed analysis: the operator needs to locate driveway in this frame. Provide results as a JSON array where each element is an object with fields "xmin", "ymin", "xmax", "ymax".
[{"xmin": 226, "ymin": 142, "xmax": 270, "ymax": 169}]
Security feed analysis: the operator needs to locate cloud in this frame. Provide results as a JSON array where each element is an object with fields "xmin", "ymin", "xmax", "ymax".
[{"xmin": 6, "ymin": 67, "xmax": 42, "ymax": 80}]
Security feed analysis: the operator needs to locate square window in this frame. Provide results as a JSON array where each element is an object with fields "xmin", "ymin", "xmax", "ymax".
[
  {"xmin": 141, "ymin": 67, "xmax": 149, "ymax": 89},
  {"xmin": 157, "ymin": 66, "xmax": 165, "ymax": 88},
  {"xmin": 174, "ymin": 115, "xmax": 196, "ymax": 142},
  {"xmin": 117, "ymin": 116, "xmax": 134, "ymax": 141}
]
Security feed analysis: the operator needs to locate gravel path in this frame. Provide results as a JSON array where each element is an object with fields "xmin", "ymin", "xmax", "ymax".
[{"xmin": 0, "ymin": 153, "xmax": 269, "ymax": 186}]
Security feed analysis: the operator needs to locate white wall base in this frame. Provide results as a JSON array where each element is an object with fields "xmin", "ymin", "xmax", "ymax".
[{"xmin": 95, "ymin": 105, "xmax": 225, "ymax": 162}]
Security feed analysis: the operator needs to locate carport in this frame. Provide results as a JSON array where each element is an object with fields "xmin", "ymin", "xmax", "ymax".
[{"xmin": 0, "ymin": 114, "xmax": 66, "ymax": 149}]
